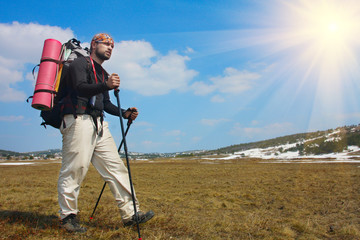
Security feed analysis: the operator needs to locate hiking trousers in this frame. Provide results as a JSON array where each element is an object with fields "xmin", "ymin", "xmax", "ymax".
[{"xmin": 58, "ymin": 114, "xmax": 139, "ymax": 220}]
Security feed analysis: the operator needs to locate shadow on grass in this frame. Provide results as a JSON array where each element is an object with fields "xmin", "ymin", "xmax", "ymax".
[{"xmin": 0, "ymin": 210, "xmax": 59, "ymax": 229}]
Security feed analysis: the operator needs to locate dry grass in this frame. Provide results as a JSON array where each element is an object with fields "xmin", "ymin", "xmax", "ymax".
[{"xmin": 1, "ymin": 158, "xmax": 360, "ymax": 239}]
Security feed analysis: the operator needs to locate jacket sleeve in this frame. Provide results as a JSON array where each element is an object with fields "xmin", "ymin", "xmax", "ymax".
[{"xmin": 69, "ymin": 57, "xmax": 109, "ymax": 98}]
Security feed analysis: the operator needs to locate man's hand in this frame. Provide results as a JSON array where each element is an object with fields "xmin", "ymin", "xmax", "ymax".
[
  {"xmin": 106, "ymin": 73, "xmax": 120, "ymax": 89},
  {"xmin": 124, "ymin": 107, "xmax": 138, "ymax": 121}
]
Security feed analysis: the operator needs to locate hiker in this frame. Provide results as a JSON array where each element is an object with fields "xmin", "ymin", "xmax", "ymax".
[{"xmin": 58, "ymin": 33, "xmax": 154, "ymax": 233}]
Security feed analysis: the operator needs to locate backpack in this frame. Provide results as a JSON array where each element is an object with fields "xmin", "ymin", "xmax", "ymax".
[{"xmin": 30, "ymin": 38, "xmax": 90, "ymax": 128}]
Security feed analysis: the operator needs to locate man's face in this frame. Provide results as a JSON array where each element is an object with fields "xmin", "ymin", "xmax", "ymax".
[{"xmin": 94, "ymin": 41, "xmax": 114, "ymax": 61}]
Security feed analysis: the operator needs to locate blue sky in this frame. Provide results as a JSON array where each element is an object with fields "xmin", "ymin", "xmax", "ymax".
[{"xmin": 1, "ymin": 0, "xmax": 360, "ymax": 153}]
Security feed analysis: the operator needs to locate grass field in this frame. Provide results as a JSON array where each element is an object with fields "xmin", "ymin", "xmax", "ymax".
[{"xmin": 1, "ymin": 158, "xmax": 360, "ymax": 239}]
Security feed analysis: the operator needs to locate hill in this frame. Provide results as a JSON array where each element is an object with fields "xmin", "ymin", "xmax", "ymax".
[
  {"xmin": 0, "ymin": 149, "xmax": 62, "ymax": 160},
  {"xmin": 204, "ymin": 124, "xmax": 360, "ymax": 155},
  {"xmin": 0, "ymin": 149, "xmax": 22, "ymax": 157}
]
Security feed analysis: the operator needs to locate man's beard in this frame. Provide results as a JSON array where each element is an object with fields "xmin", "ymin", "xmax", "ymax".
[{"xmin": 95, "ymin": 50, "xmax": 110, "ymax": 61}]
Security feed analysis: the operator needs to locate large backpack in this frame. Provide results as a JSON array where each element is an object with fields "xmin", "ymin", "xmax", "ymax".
[{"xmin": 30, "ymin": 38, "xmax": 90, "ymax": 128}]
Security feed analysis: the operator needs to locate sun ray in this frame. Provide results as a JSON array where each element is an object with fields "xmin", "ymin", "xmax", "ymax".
[
  {"xmin": 240, "ymin": 0, "xmax": 360, "ymax": 130},
  {"xmin": 183, "ymin": 0, "xmax": 360, "ymax": 136}
]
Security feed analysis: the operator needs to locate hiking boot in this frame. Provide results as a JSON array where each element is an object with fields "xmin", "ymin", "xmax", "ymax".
[
  {"xmin": 60, "ymin": 214, "xmax": 87, "ymax": 233},
  {"xmin": 123, "ymin": 210, "xmax": 155, "ymax": 227}
]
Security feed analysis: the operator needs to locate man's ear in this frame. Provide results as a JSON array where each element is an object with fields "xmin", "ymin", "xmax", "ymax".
[{"xmin": 90, "ymin": 41, "xmax": 97, "ymax": 51}]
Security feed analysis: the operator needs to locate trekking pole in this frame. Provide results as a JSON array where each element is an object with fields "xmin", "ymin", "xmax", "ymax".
[
  {"xmin": 114, "ymin": 88, "xmax": 142, "ymax": 240},
  {"xmin": 89, "ymin": 182, "xmax": 106, "ymax": 220},
  {"xmin": 118, "ymin": 120, "xmax": 133, "ymax": 152},
  {"xmin": 90, "ymin": 120, "xmax": 133, "ymax": 220}
]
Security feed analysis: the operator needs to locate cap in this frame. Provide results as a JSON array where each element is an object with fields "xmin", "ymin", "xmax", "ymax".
[{"xmin": 91, "ymin": 33, "xmax": 114, "ymax": 47}]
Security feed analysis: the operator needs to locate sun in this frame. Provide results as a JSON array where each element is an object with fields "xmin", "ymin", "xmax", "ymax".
[
  {"xmin": 327, "ymin": 23, "xmax": 338, "ymax": 33},
  {"xmin": 272, "ymin": 0, "xmax": 360, "ymax": 127},
  {"xmin": 295, "ymin": 1, "xmax": 357, "ymax": 55},
  {"xmin": 246, "ymin": 1, "xmax": 359, "ymax": 74},
  {"xmin": 236, "ymin": 0, "xmax": 360, "ymax": 129}
]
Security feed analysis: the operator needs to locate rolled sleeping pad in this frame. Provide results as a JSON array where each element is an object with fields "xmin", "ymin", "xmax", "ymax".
[{"xmin": 31, "ymin": 39, "xmax": 62, "ymax": 111}]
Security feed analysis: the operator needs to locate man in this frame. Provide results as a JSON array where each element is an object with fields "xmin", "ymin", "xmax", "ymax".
[{"xmin": 58, "ymin": 33, "xmax": 154, "ymax": 233}]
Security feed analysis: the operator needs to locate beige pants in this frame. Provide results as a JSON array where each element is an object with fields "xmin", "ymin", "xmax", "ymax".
[{"xmin": 58, "ymin": 114, "xmax": 139, "ymax": 220}]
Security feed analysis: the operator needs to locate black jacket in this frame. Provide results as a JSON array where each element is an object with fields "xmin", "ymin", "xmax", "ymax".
[{"xmin": 62, "ymin": 56, "xmax": 126, "ymax": 117}]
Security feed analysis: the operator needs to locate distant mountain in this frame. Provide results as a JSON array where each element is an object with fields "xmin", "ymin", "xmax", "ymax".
[
  {"xmin": 0, "ymin": 149, "xmax": 23, "ymax": 157},
  {"xmin": 2, "ymin": 124, "xmax": 360, "ymax": 159},
  {"xmin": 0, "ymin": 149, "xmax": 62, "ymax": 158},
  {"xmin": 25, "ymin": 149, "xmax": 62, "ymax": 155}
]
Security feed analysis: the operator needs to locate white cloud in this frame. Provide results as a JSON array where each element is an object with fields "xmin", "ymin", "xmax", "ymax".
[
  {"xmin": 251, "ymin": 120, "xmax": 260, "ymax": 125},
  {"xmin": 0, "ymin": 115, "xmax": 24, "ymax": 122},
  {"xmin": 0, "ymin": 22, "xmax": 74, "ymax": 102},
  {"xmin": 185, "ymin": 47, "xmax": 194, "ymax": 53},
  {"xmin": 105, "ymin": 40, "xmax": 198, "ymax": 96},
  {"xmin": 200, "ymin": 118, "xmax": 230, "ymax": 126},
  {"xmin": 211, "ymin": 95, "xmax": 225, "ymax": 103},
  {"xmin": 134, "ymin": 121, "xmax": 154, "ymax": 127},
  {"xmin": 164, "ymin": 130, "xmax": 184, "ymax": 136},
  {"xmin": 191, "ymin": 81, "xmax": 216, "ymax": 96},
  {"xmin": 0, "ymin": 56, "xmax": 20, "ymax": 70},
  {"xmin": 191, "ymin": 67, "xmax": 261, "ymax": 96},
  {"xmin": 192, "ymin": 136, "xmax": 202, "ymax": 142},
  {"xmin": 141, "ymin": 140, "xmax": 163, "ymax": 149},
  {"xmin": 0, "ymin": 22, "xmax": 74, "ymax": 64},
  {"xmin": 0, "ymin": 64, "xmax": 25, "ymax": 101},
  {"xmin": 134, "ymin": 121, "xmax": 154, "ymax": 132},
  {"xmin": 1, "ymin": 22, "xmax": 260, "ymax": 102},
  {"xmin": 231, "ymin": 122, "xmax": 295, "ymax": 139},
  {"xmin": 213, "ymin": 67, "xmax": 260, "ymax": 94}
]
